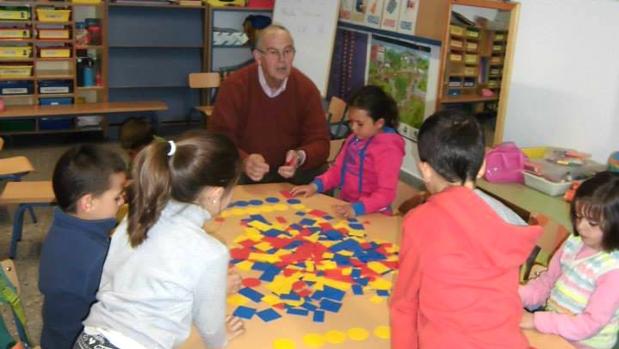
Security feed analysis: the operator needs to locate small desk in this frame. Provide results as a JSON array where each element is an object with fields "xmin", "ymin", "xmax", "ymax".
[
  {"xmin": 477, "ymin": 179, "xmax": 572, "ymax": 232},
  {"xmin": 181, "ymin": 183, "xmax": 574, "ymax": 349}
]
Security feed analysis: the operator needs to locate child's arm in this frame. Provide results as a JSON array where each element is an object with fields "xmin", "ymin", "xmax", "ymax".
[
  {"xmin": 531, "ymin": 269, "xmax": 619, "ymax": 341},
  {"xmin": 192, "ymin": 247, "xmax": 230, "ymax": 348},
  {"xmin": 351, "ymin": 144, "xmax": 404, "ymax": 215},
  {"xmin": 390, "ymin": 219, "xmax": 422, "ymax": 349},
  {"xmin": 519, "ymin": 245, "xmax": 565, "ymax": 309}
]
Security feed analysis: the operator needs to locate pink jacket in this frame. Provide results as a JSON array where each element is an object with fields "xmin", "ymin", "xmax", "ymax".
[{"xmin": 312, "ymin": 128, "xmax": 405, "ymax": 215}]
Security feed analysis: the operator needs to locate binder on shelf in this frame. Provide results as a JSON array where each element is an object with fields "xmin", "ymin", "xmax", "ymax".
[
  {"xmin": 364, "ymin": 0, "xmax": 384, "ymax": 29},
  {"xmin": 380, "ymin": 0, "xmax": 400, "ymax": 31},
  {"xmin": 339, "ymin": 0, "xmax": 354, "ymax": 22},
  {"xmin": 397, "ymin": 0, "xmax": 418, "ymax": 35}
]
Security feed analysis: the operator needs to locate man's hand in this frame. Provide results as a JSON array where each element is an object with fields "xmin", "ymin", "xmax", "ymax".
[
  {"xmin": 244, "ymin": 154, "xmax": 270, "ymax": 182},
  {"xmin": 277, "ymin": 149, "xmax": 301, "ymax": 179},
  {"xmin": 290, "ymin": 183, "xmax": 318, "ymax": 198},
  {"xmin": 333, "ymin": 203, "xmax": 356, "ymax": 219}
]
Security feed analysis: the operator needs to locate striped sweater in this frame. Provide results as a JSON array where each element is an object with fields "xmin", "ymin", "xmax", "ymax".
[{"xmin": 547, "ymin": 236, "xmax": 619, "ymax": 349}]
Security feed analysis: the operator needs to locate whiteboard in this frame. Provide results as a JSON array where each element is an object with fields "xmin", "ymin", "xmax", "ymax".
[{"xmin": 273, "ymin": 0, "xmax": 340, "ymax": 97}]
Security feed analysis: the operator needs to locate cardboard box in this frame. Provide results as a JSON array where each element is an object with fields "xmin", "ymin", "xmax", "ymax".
[{"xmin": 397, "ymin": 0, "xmax": 418, "ymax": 35}]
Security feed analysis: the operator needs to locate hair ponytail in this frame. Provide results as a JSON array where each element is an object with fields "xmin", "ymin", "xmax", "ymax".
[
  {"xmin": 127, "ymin": 130, "xmax": 240, "ymax": 248},
  {"xmin": 128, "ymin": 141, "xmax": 173, "ymax": 247}
]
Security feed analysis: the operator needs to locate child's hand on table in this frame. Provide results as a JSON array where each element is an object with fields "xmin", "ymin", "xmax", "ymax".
[
  {"xmin": 290, "ymin": 183, "xmax": 318, "ymax": 197},
  {"xmin": 333, "ymin": 203, "xmax": 355, "ymax": 219},
  {"xmin": 227, "ymin": 268, "xmax": 242, "ymax": 295},
  {"xmin": 520, "ymin": 310, "xmax": 535, "ymax": 329},
  {"xmin": 225, "ymin": 315, "xmax": 245, "ymax": 341}
]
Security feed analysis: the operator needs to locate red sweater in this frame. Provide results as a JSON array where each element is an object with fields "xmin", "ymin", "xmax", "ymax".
[
  {"xmin": 209, "ymin": 63, "xmax": 329, "ymax": 169},
  {"xmin": 391, "ymin": 186, "xmax": 542, "ymax": 349}
]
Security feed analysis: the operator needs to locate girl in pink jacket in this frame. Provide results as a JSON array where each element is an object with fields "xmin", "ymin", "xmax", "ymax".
[{"xmin": 291, "ymin": 85, "xmax": 405, "ymax": 218}]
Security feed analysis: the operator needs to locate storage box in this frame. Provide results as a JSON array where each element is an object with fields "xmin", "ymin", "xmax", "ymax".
[
  {"xmin": 71, "ymin": 0, "xmax": 102, "ymax": 3},
  {"xmin": 0, "ymin": 81, "xmax": 33, "ymax": 95},
  {"xmin": 0, "ymin": 119, "xmax": 35, "ymax": 132},
  {"xmin": 36, "ymin": 9, "xmax": 71, "ymax": 23},
  {"xmin": 0, "ymin": 8, "xmax": 30, "ymax": 21},
  {"xmin": 0, "ymin": 65, "xmax": 33, "ymax": 78},
  {"xmin": 39, "ymin": 80, "xmax": 71, "ymax": 94},
  {"xmin": 38, "ymin": 29, "xmax": 70, "ymax": 39},
  {"xmin": 0, "ymin": 46, "xmax": 32, "ymax": 58},
  {"xmin": 39, "ymin": 97, "xmax": 73, "ymax": 106},
  {"xmin": 40, "ymin": 117, "xmax": 73, "ymax": 130},
  {"xmin": 523, "ymin": 172, "xmax": 572, "ymax": 196},
  {"xmin": 464, "ymin": 54, "xmax": 478, "ymax": 65},
  {"xmin": 0, "ymin": 29, "xmax": 30, "ymax": 39},
  {"xmin": 449, "ymin": 25, "xmax": 464, "ymax": 36},
  {"xmin": 39, "ymin": 47, "xmax": 71, "ymax": 58}
]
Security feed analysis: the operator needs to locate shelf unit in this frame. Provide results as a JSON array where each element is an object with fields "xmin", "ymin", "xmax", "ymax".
[
  {"xmin": 435, "ymin": 0, "xmax": 519, "ymax": 146},
  {"xmin": 106, "ymin": 3, "xmax": 206, "ymax": 125},
  {"xmin": 0, "ymin": 1, "xmax": 108, "ymax": 134},
  {"xmin": 206, "ymin": 6, "xmax": 272, "ymax": 73}
]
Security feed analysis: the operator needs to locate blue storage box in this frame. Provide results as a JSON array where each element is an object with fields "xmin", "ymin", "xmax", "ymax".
[
  {"xmin": 39, "ymin": 80, "xmax": 72, "ymax": 94},
  {"xmin": 40, "ymin": 117, "xmax": 73, "ymax": 130},
  {"xmin": 39, "ymin": 97, "xmax": 73, "ymax": 106},
  {"xmin": 0, "ymin": 80, "xmax": 32, "ymax": 95}
]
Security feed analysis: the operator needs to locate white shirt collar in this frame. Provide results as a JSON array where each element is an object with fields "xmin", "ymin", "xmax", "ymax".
[{"xmin": 258, "ymin": 64, "xmax": 288, "ymax": 98}]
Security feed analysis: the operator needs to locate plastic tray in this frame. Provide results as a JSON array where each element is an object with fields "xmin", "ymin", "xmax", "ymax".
[
  {"xmin": 523, "ymin": 172, "xmax": 572, "ymax": 196},
  {"xmin": 0, "ymin": 46, "xmax": 32, "ymax": 58},
  {"xmin": 36, "ymin": 9, "xmax": 71, "ymax": 23},
  {"xmin": 0, "ymin": 9, "xmax": 30, "ymax": 21},
  {"xmin": 39, "ymin": 48, "xmax": 71, "ymax": 58},
  {"xmin": 0, "ymin": 29, "xmax": 31, "ymax": 39},
  {"xmin": 0, "ymin": 65, "xmax": 32, "ymax": 78}
]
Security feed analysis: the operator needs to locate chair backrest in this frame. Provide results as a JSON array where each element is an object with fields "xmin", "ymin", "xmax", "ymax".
[
  {"xmin": 188, "ymin": 72, "xmax": 221, "ymax": 89},
  {"xmin": 520, "ymin": 213, "xmax": 570, "ymax": 282},
  {"xmin": 328, "ymin": 138, "xmax": 345, "ymax": 164},
  {"xmin": 0, "ymin": 137, "xmax": 4, "ymax": 151},
  {"xmin": 326, "ymin": 96, "xmax": 346, "ymax": 123}
]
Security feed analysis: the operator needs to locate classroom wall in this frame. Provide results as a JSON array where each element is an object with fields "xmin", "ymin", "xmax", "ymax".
[{"xmin": 503, "ymin": 0, "xmax": 619, "ymax": 162}]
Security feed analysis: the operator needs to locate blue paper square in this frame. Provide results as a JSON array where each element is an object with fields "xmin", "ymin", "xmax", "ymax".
[
  {"xmin": 313, "ymin": 310, "xmax": 325, "ymax": 323},
  {"xmin": 320, "ymin": 299, "xmax": 342, "ymax": 313},
  {"xmin": 233, "ymin": 306, "xmax": 256, "ymax": 320},
  {"xmin": 286, "ymin": 308, "xmax": 309, "ymax": 316},
  {"xmin": 239, "ymin": 287, "xmax": 264, "ymax": 303},
  {"xmin": 257, "ymin": 308, "xmax": 282, "ymax": 322}
]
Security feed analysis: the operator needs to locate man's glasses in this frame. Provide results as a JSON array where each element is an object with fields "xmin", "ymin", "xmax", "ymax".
[{"xmin": 257, "ymin": 47, "xmax": 296, "ymax": 60}]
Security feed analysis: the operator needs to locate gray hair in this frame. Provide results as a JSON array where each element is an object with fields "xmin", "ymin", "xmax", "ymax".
[{"xmin": 254, "ymin": 24, "xmax": 294, "ymax": 51}]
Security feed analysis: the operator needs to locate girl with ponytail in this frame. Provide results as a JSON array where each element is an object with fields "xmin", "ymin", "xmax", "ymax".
[{"xmin": 75, "ymin": 130, "xmax": 244, "ymax": 349}]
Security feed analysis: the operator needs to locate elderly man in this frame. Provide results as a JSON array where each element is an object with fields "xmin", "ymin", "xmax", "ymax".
[{"xmin": 210, "ymin": 24, "xmax": 329, "ymax": 184}]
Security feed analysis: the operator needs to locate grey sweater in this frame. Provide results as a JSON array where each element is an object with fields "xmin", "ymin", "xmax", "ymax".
[{"xmin": 84, "ymin": 201, "xmax": 229, "ymax": 349}]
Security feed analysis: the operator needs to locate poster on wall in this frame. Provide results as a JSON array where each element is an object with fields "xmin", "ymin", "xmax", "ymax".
[
  {"xmin": 364, "ymin": 0, "xmax": 384, "ymax": 28},
  {"xmin": 340, "ymin": 0, "xmax": 354, "ymax": 21},
  {"xmin": 351, "ymin": 0, "xmax": 367, "ymax": 23},
  {"xmin": 397, "ymin": 0, "xmax": 419, "ymax": 35},
  {"xmin": 381, "ymin": 0, "xmax": 401, "ymax": 31},
  {"xmin": 367, "ymin": 35, "xmax": 437, "ymax": 140}
]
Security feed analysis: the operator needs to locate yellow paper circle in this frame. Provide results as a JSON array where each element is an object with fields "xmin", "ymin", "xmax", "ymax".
[
  {"xmin": 273, "ymin": 338, "xmax": 296, "ymax": 349},
  {"xmin": 302, "ymin": 333, "xmax": 324, "ymax": 348},
  {"xmin": 324, "ymin": 330, "xmax": 346, "ymax": 344},
  {"xmin": 374, "ymin": 325, "xmax": 391, "ymax": 340},
  {"xmin": 347, "ymin": 327, "xmax": 369, "ymax": 341}
]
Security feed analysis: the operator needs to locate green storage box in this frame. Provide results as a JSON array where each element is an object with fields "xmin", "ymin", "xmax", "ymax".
[{"xmin": 0, "ymin": 119, "xmax": 36, "ymax": 132}]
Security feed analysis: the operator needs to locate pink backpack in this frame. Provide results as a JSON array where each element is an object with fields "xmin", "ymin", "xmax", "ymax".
[{"xmin": 484, "ymin": 142, "xmax": 526, "ymax": 183}]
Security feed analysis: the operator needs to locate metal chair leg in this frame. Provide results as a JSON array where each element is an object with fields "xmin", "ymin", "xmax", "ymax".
[
  {"xmin": 27, "ymin": 205, "xmax": 37, "ymax": 224},
  {"xmin": 9, "ymin": 204, "xmax": 27, "ymax": 259}
]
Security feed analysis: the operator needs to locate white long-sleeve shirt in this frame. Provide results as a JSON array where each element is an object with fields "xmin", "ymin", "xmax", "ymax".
[{"xmin": 84, "ymin": 200, "xmax": 229, "ymax": 349}]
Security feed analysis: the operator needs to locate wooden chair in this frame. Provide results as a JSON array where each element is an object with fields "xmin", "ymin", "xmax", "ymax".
[
  {"xmin": 326, "ymin": 96, "xmax": 348, "ymax": 139},
  {"xmin": 0, "ymin": 181, "xmax": 55, "ymax": 258},
  {"xmin": 327, "ymin": 138, "xmax": 345, "ymax": 164},
  {"xmin": 520, "ymin": 213, "xmax": 570, "ymax": 282},
  {"xmin": 188, "ymin": 72, "xmax": 221, "ymax": 125}
]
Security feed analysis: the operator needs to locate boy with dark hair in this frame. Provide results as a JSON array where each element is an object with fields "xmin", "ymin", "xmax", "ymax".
[
  {"xmin": 118, "ymin": 117, "xmax": 155, "ymax": 161},
  {"xmin": 39, "ymin": 145, "xmax": 127, "ymax": 349},
  {"xmin": 390, "ymin": 110, "xmax": 542, "ymax": 349}
]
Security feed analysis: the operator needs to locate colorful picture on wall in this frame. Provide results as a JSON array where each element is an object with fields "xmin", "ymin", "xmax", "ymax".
[{"xmin": 368, "ymin": 35, "xmax": 431, "ymax": 133}]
